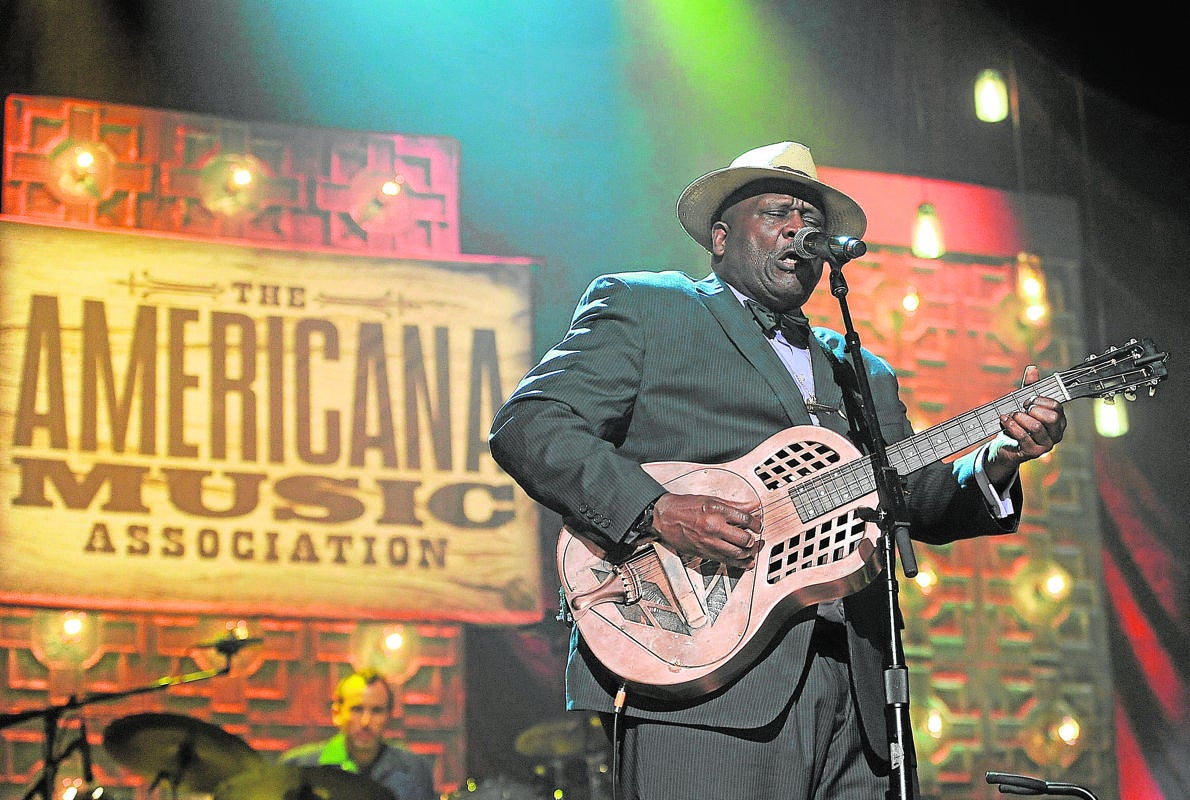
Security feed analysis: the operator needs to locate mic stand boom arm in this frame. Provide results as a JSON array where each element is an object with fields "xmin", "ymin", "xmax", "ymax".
[
  {"xmin": 2, "ymin": 648, "xmax": 239, "ymax": 800},
  {"xmin": 824, "ymin": 255, "xmax": 919, "ymax": 800}
]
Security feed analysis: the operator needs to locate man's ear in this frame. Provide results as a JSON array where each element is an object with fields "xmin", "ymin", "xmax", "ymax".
[{"xmin": 710, "ymin": 220, "xmax": 729, "ymax": 257}]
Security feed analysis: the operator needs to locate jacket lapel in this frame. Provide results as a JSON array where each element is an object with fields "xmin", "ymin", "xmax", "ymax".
[
  {"xmin": 808, "ymin": 332, "xmax": 851, "ymax": 437},
  {"xmin": 696, "ymin": 274, "xmax": 814, "ymax": 426}
]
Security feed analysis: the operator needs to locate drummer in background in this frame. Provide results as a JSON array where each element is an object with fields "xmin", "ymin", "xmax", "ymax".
[{"xmin": 280, "ymin": 668, "xmax": 435, "ymax": 800}]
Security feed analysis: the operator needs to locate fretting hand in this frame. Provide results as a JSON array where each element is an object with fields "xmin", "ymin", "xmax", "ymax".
[{"xmin": 985, "ymin": 365, "xmax": 1067, "ymax": 488}]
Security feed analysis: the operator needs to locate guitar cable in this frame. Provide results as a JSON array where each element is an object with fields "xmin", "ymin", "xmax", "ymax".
[{"xmin": 610, "ymin": 683, "xmax": 628, "ymax": 800}]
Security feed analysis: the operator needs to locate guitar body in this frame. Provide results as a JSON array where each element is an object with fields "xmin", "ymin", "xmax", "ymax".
[{"xmin": 557, "ymin": 424, "xmax": 883, "ymax": 699}]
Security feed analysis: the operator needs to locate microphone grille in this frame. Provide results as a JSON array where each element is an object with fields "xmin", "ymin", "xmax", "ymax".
[{"xmin": 791, "ymin": 226, "xmax": 822, "ymax": 260}]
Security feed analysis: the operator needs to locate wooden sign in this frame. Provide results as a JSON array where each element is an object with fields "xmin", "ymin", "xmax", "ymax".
[{"xmin": 0, "ymin": 218, "xmax": 541, "ymax": 623}]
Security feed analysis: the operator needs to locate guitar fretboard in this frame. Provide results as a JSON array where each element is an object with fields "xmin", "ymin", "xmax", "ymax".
[{"xmin": 789, "ymin": 375, "xmax": 1067, "ymax": 521}]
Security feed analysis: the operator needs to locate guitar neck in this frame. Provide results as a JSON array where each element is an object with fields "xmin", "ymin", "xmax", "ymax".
[
  {"xmin": 891, "ymin": 373, "xmax": 1067, "ymax": 473},
  {"xmin": 792, "ymin": 374, "xmax": 1069, "ymax": 520}
]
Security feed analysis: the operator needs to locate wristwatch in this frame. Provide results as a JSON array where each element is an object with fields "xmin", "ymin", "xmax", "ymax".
[{"xmin": 631, "ymin": 496, "xmax": 661, "ymax": 536}]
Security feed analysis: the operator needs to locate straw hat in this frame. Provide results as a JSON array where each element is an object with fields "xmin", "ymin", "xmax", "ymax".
[{"xmin": 676, "ymin": 142, "xmax": 867, "ymax": 251}]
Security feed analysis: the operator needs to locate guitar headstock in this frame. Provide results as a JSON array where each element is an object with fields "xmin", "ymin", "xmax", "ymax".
[{"xmin": 1060, "ymin": 338, "xmax": 1169, "ymax": 402}]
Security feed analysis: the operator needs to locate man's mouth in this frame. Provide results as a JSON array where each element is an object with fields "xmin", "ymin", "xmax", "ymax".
[{"xmin": 776, "ymin": 248, "xmax": 802, "ymax": 271}]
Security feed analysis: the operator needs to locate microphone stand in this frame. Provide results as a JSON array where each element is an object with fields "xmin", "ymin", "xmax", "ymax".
[
  {"xmin": 822, "ymin": 253, "xmax": 920, "ymax": 800},
  {"xmin": 0, "ymin": 637, "xmax": 247, "ymax": 800}
]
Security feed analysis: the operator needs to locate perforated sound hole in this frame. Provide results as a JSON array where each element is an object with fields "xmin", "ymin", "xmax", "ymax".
[
  {"xmin": 764, "ymin": 510, "xmax": 866, "ymax": 583},
  {"xmin": 754, "ymin": 439, "xmax": 842, "ymax": 490}
]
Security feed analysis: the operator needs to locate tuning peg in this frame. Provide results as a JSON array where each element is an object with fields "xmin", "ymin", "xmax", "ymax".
[
  {"xmin": 1150, "ymin": 386, "xmax": 1159, "ymax": 397},
  {"xmin": 1124, "ymin": 389, "xmax": 1137, "ymax": 401}
]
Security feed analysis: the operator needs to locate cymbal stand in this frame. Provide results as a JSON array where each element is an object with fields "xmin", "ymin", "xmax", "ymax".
[{"xmin": 1, "ymin": 645, "xmax": 241, "ymax": 800}]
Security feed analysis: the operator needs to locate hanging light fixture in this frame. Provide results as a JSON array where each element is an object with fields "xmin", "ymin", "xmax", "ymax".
[
  {"xmin": 1015, "ymin": 252, "xmax": 1049, "ymax": 325},
  {"xmin": 1094, "ymin": 396, "xmax": 1129, "ymax": 438},
  {"xmin": 974, "ymin": 68, "xmax": 1010, "ymax": 123},
  {"xmin": 911, "ymin": 202, "xmax": 944, "ymax": 259}
]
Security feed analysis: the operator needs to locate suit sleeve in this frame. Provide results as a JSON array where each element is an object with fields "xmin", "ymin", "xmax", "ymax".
[{"xmin": 488, "ymin": 275, "xmax": 665, "ymax": 549}]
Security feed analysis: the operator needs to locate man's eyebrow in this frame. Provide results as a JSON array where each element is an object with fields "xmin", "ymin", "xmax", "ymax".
[{"xmin": 763, "ymin": 199, "xmax": 822, "ymax": 215}]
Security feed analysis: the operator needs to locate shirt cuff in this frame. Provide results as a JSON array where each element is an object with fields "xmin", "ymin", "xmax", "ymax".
[{"xmin": 974, "ymin": 443, "xmax": 1017, "ymax": 518}]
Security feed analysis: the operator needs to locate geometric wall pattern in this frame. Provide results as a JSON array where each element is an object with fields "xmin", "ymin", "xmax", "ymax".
[
  {"xmin": 0, "ymin": 611, "xmax": 463, "ymax": 799},
  {"xmin": 3, "ymin": 94, "xmax": 460, "ymax": 257},
  {"xmin": 800, "ymin": 245, "xmax": 1114, "ymax": 799}
]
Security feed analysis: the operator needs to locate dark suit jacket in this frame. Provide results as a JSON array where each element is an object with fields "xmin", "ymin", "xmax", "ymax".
[{"xmin": 488, "ymin": 270, "xmax": 1019, "ymax": 762}]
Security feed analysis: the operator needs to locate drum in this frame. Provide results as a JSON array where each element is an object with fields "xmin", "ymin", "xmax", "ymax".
[{"xmin": 450, "ymin": 775, "xmax": 540, "ymax": 800}]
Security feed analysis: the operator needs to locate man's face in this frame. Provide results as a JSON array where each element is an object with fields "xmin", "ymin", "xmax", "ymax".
[
  {"xmin": 711, "ymin": 190, "xmax": 826, "ymax": 312},
  {"xmin": 332, "ymin": 676, "xmax": 391, "ymax": 762}
]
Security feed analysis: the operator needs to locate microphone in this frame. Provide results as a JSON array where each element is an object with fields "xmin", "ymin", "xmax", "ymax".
[
  {"xmin": 792, "ymin": 226, "xmax": 867, "ymax": 261},
  {"xmin": 985, "ymin": 771, "xmax": 1048, "ymax": 794},
  {"xmin": 985, "ymin": 770, "xmax": 1102, "ymax": 800},
  {"xmin": 195, "ymin": 631, "xmax": 264, "ymax": 656}
]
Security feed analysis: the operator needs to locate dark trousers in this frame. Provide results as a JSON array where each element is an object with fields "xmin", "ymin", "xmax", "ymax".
[{"xmin": 604, "ymin": 620, "xmax": 891, "ymax": 800}]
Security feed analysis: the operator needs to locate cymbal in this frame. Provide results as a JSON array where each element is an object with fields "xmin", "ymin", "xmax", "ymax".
[
  {"xmin": 104, "ymin": 712, "xmax": 263, "ymax": 793},
  {"xmin": 215, "ymin": 763, "xmax": 395, "ymax": 800},
  {"xmin": 514, "ymin": 715, "xmax": 589, "ymax": 758}
]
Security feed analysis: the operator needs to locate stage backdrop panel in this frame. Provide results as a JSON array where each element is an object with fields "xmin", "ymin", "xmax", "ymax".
[
  {"xmin": 2, "ymin": 94, "xmax": 461, "ymax": 256},
  {"xmin": 0, "ymin": 217, "xmax": 541, "ymax": 624}
]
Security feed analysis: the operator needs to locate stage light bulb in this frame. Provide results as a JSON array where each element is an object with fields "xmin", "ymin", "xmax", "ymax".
[
  {"xmin": 901, "ymin": 286, "xmax": 920, "ymax": 313},
  {"xmin": 1024, "ymin": 303, "xmax": 1048, "ymax": 323},
  {"xmin": 1055, "ymin": 715, "xmax": 1081, "ymax": 745},
  {"xmin": 975, "ymin": 68, "xmax": 1009, "ymax": 123},
  {"xmin": 346, "ymin": 171, "xmax": 409, "ymax": 228},
  {"xmin": 384, "ymin": 629, "xmax": 405, "ymax": 651},
  {"xmin": 913, "ymin": 565, "xmax": 937, "ymax": 593},
  {"xmin": 925, "ymin": 709, "xmax": 944, "ymax": 739},
  {"xmin": 47, "ymin": 141, "xmax": 117, "ymax": 205},
  {"xmin": 1043, "ymin": 568, "xmax": 1071, "ymax": 601},
  {"xmin": 230, "ymin": 167, "xmax": 254, "ymax": 188},
  {"xmin": 1015, "ymin": 254, "xmax": 1049, "ymax": 326},
  {"xmin": 199, "ymin": 153, "xmax": 268, "ymax": 216},
  {"xmin": 912, "ymin": 203, "xmax": 944, "ymax": 259}
]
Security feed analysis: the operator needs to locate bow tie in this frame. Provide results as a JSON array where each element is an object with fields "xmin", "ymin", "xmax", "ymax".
[{"xmin": 746, "ymin": 300, "xmax": 812, "ymax": 349}]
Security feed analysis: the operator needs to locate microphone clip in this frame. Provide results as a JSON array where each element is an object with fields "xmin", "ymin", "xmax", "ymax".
[{"xmin": 195, "ymin": 632, "xmax": 263, "ymax": 658}]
